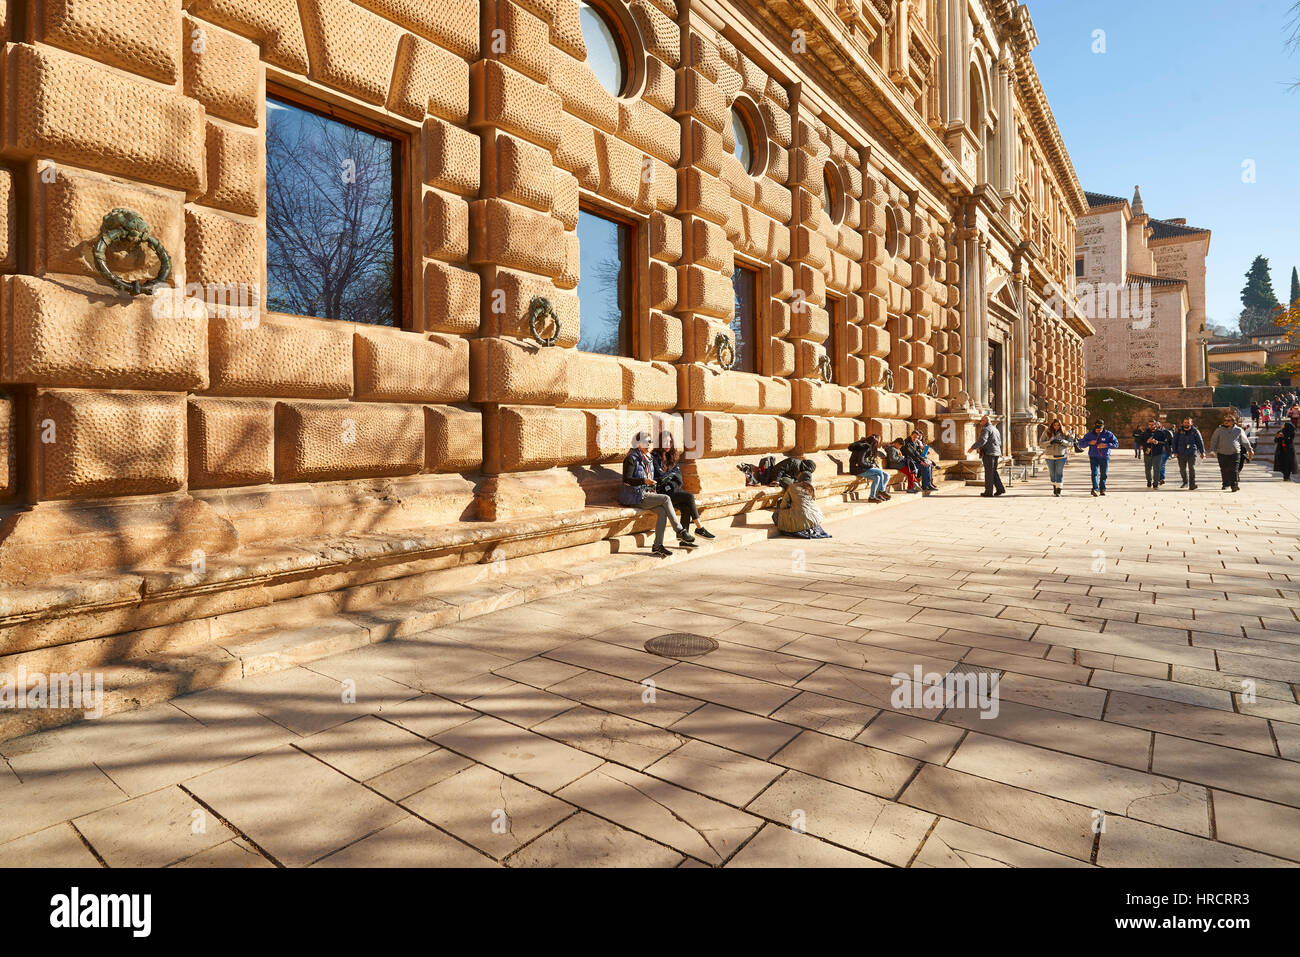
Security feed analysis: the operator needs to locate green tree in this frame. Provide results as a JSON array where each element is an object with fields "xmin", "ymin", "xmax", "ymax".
[
  {"xmin": 1238, "ymin": 255, "xmax": 1281, "ymax": 336},
  {"xmin": 1291, "ymin": 266, "xmax": 1300, "ymax": 307}
]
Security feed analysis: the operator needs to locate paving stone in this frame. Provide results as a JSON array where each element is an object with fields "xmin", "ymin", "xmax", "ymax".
[
  {"xmin": 651, "ymin": 661, "xmax": 800, "ymax": 715},
  {"xmin": 0, "ymin": 823, "xmax": 101, "ymax": 867},
  {"xmin": 725, "ymin": 823, "xmax": 885, "ymax": 867},
  {"xmin": 73, "ymin": 785, "xmax": 235, "ymax": 867},
  {"xmin": 365, "ymin": 748, "xmax": 475, "ymax": 801},
  {"xmin": 644, "ymin": 739, "xmax": 782, "ymax": 805},
  {"xmin": 491, "ymin": 657, "xmax": 586, "ymax": 689},
  {"xmin": 184, "ymin": 745, "xmax": 406, "ymax": 867},
  {"xmin": 947, "ymin": 733, "xmax": 1210, "ymax": 836},
  {"xmin": 1096, "ymin": 815, "xmax": 1296, "ymax": 868},
  {"xmin": 746, "ymin": 770, "xmax": 934, "ymax": 865},
  {"xmin": 0, "ymin": 767, "xmax": 127, "ymax": 845},
  {"xmin": 544, "ymin": 638, "xmax": 675, "ymax": 681},
  {"xmin": 299, "ymin": 715, "xmax": 435, "ymax": 781},
  {"xmin": 172, "ymin": 839, "xmax": 274, "ymax": 868},
  {"xmin": 771, "ymin": 729, "xmax": 920, "ymax": 799},
  {"xmin": 555, "ymin": 762, "xmax": 761, "ymax": 866},
  {"xmin": 532, "ymin": 705, "xmax": 685, "ymax": 770},
  {"xmin": 1104, "ymin": 691, "xmax": 1276, "ymax": 754},
  {"xmin": 506, "ymin": 812, "xmax": 683, "ymax": 867},
  {"xmin": 995, "ymin": 671, "xmax": 1108, "ymax": 718},
  {"xmin": 371, "ymin": 694, "xmax": 479, "ymax": 739},
  {"xmin": 899, "ymin": 763, "xmax": 1096, "ymax": 861},
  {"xmin": 465, "ymin": 683, "xmax": 576, "ymax": 728},
  {"xmin": 432, "ymin": 715, "xmax": 603, "ymax": 792},
  {"xmin": 670, "ymin": 702, "xmax": 802, "ymax": 758},
  {"xmin": 313, "ymin": 815, "xmax": 498, "ymax": 867},
  {"xmin": 913, "ymin": 818, "xmax": 1093, "ymax": 868},
  {"xmin": 856, "ymin": 711, "xmax": 965, "ymax": 763},
  {"xmin": 401, "ymin": 763, "xmax": 573, "ymax": 860},
  {"xmin": 1211, "ymin": 790, "xmax": 1300, "ymax": 862},
  {"xmin": 547, "ymin": 670, "xmax": 704, "ymax": 728},
  {"xmin": 1152, "ymin": 733, "xmax": 1300, "ymax": 807}
]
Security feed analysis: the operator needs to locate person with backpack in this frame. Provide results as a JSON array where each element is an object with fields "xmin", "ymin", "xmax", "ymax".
[
  {"xmin": 1208, "ymin": 413, "xmax": 1252, "ymax": 493},
  {"xmin": 1040, "ymin": 418, "xmax": 1075, "ymax": 496},
  {"xmin": 1077, "ymin": 419, "xmax": 1120, "ymax": 495},
  {"xmin": 653, "ymin": 431, "xmax": 714, "ymax": 540},
  {"xmin": 967, "ymin": 415, "xmax": 1005, "ymax": 497},
  {"xmin": 1171, "ymin": 417, "xmax": 1205, "ymax": 490},
  {"xmin": 887, "ymin": 438, "xmax": 921, "ymax": 492},
  {"xmin": 848, "ymin": 435, "xmax": 891, "ymax": 502},
  {"xmin": 619, "ymin": 431, "xmax": 697, "ymax": 558},
  {"xmin": 772, "ymin": 473, "xmax": 831, "ymax": 539}
]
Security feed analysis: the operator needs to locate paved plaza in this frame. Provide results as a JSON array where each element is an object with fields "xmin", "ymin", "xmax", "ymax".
[{"xmin": 1, "ymin": 454, "xmax": 1298, "ymax": 868}]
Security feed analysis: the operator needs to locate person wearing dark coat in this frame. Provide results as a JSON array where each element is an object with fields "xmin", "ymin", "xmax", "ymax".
[
  {"xmin": 653, "ymin": 431, "xmax": 714, "ymax": 540},
  {"xmin": 619, "ymin": 432, "xmax": 696, "ymax": 558},
  {"xmin": 1171, "ymin": 417, "xmax": 1205, "ymax": 489},
  {"xmin": 1274, "ymin": 421, "xmax": 1297, "ymax": 483}
]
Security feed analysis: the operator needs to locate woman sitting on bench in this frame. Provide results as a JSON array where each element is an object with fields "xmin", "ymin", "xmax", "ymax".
[{"xmin": 653, "ymin": 431, "xmax": 714, "ymax": 540}]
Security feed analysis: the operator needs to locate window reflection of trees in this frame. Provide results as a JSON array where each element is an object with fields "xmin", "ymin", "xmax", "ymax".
[{"xmin": 266, "ymin": 99, "xmax": 397, "ymax": 326}]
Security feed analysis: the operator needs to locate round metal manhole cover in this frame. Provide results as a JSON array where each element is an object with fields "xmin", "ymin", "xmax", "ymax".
[{"xmin": 645, "ymin": 633, "xmax": 718, "ymax": 658}]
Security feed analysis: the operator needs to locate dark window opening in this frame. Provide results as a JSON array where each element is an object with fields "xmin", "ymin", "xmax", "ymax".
[
  {"xmin": 265, "ymin": 95, "xmax": 401, "ymax": 326},
  {"xmin": 576, "ymin": 206, "xmax": 634, "ymax": 356},
  {"xmin": 826, "ymin": 294, "xmax": 845, "ymax": 384},
  {"xmin": 731, "ymin": 264, "xmax": 760, "ymax": 374},
  {"xmin": 1075, "ymin": 255, "xmax": 1085, "ymax": 278}
]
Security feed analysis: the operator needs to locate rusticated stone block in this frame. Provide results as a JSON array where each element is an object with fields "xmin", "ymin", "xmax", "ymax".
[
  {"xmin": 471, "ymin": 198, "xmax": 566, "ymax": 276},
  {"xmin": 0, "ymin": 168, "xmax": 12, "ymax": 273},
  {"xmin": 183, "ymin": 15, "xmax": 260, "ymax": 127},
  {"xmin": 594, "ymin": 130, "xmax": 642, "ymax": 207},
  {"xmin": 275, "ymin": 400, "xmax": 424, "ymax": 481},
  {"xmin": 492, "ymin": 0, "xmax": 550, "ymax": 83},
  {"xmin": 425, "ymin": 404, "xmax": 482, "ymax": 472},
  {"xmin": 470, "ymin": 336, "xmax": 570, "ymax": 405},
  {"xmin": 354, "ymin": 327, "xmax": 469, "ymax": 402},
  {"xmin": 187, "ymin": 396, "xmax": 275, "ymax": 488},
  {"xmin": 186, "ymin": 208, "xmax": 260, "ymax": 293},
  {"xmin": 423, "ymin": 260, "xmax": 480, "ymax": 333},
  {"xmin": 493, "ymin": 132, "xmax": 554, "ymax": 211},
  {"xmin": 188, "ymin": 0, "xmax": 309, "ymax": 72},
  {"xmin": 648, "ymin": 310, "xmax": 682, "ymax": 361},
  {"xmin": 680, "ymin": 266, "xmax": 731, "ymax": 317},
  {"xmin": 649, "ymin": 260, "xmax": 676, "ymax": 311},
  {"xmin": 208, "ymin": 313, "xmax": 353, "ymax": 398},
  {"xmin": 563, "ymin": 352, "xmax": 623, "ymax": 409},
  {"xmin": 10, "ymin": 43, "xmax": 206, "ymax": 193},
  {"xmin": 32, "ymin": 389, "xmax": 186, "ymax": 500},
  {"xmin": 390, "ymin": 33, "xmax": 470, "ymax": 122},
  {"xmin": 472, "ymin": 59, "xmax": 561, "ymax": 151},
  {"xmin": 796, "ymin": 415, "xmax": 831, "ymax": 453},
  {"xmin": 424, "ymin": 117, "xmax": 480, "ymax": 197},
  {"xmin": 553, "ymin": 168, "xmax": 579, "ymax": 230},
  {"xmin": 734, "ymin": 414, "xmax": 782, "ymax": 454},
  {"xmin": 682, "ymin": 69, "xmax": 725, "ymax": 133},
  {"xmin": 550, "ymin": 49, "xmax": 618, "ymax": 133},
  {"xmin": 621, "ymin": 359, "xmax": 677, "ymax": 410},
  {"xmin": 757, "ymin": 376, "xmax": 792, "ymax": 415},
  {"xmin": 643, "ymin": 54, "xmax": 675, "ymax": 112},
  {"xmin": 352, "ymin": 0, "xmax": 479, "ymax": 59},
  {"xmin": 478, "ymin": 266, "xmax": 578, "ymax": 345},
  {"xmin": 768, "ymin": 339, "xmax": 795, "ymax": 377},
  {"xmin": 36, "ymin": 168, "xmax": 181, "ymax": 282},
  {"xmin": 298, "ymin": 0, "xmax": 403, "ymax": 105},
  {"xmin": 588, "ymin": 409, "xmax": 662, "ymax": 462},
  {"xmin": 201, "ymin": 122, "xmax": 259, "ymax": 216},
  {"xmin": 0, "ymin": 396, "xmax": 12, "ymax": 496},
  {"xmin": 557, "ymin": 231, "xmax": 580, "ymax": 290},
  {"xmin": 688, "ymin": 411, "xmax": 737, "ymax": 457},
  {"xmin": 488, "ymin": 404, "xmax": 588, "ymax": 472},
  {"xmin": 2, "ymin": 275, "xmax": 208, "ymax": 391},
  {"xmin": 619, "ymin": 97, "xmax": 679, "ymax": 166},
  {"xmin": 40, "ymin": 0, "xmax": 180, "ymax": 83},
  {"xmin": 680, "ymin": 167, "xmax": 730, "ymax": 225},
  {"xmin": 650, "ymin": 211, "xmax": 682, "ymax": 262},
  {"xmin": 423, "ymin": 187, "xmax": 471, "ymax": 263},
  {"xmin": 555, "ymin": 111, "xmax": 598, "ymax": 187}
]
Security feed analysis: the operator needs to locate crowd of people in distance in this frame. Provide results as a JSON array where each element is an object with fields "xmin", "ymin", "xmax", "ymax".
[{"xmin": 619, "ymin": 397, "xmax": 1298, "ymax": 555}]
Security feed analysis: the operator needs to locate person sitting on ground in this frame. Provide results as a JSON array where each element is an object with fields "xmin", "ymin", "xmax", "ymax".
[
  {"xmin": 847, "ymin": 435, "xmax": 891, "ymax": 503},
  {"xmin": 619, "ymin": 431, "xmax": 696, "ymax": 558},
  {"xmin": 888, "ymin": 438, "xmax": 921, "ymax": 492},
  {"xmin": 653, "ymin": 431, "xmax": 714, "ymax": 540},
  {"xmin": 904, "ymin": 429, "xmax": 940, "ymax": 492},
  {"xmin": 772, "ymin": 472, "xmax": 831, "ymax": 539}
]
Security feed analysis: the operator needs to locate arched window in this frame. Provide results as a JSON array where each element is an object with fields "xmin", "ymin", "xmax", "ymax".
[
  {"xmin": 730, "ymin": 99, "xmax": 764, "ymax": 176},
  {"xmin": 579, "ymin": 2, "xmax": 627, "ymax": 97}
]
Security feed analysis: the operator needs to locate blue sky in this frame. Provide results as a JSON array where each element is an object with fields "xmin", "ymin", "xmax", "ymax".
[{"xmin": 1028, "ymin": 0, "xmax": 1300, "ymax": 331}]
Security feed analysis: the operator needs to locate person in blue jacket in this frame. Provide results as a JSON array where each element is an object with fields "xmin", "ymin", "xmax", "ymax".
[
  {"xmin": 1077, "ymin": 419, "xmax": 1120, "ymax": 496},
  {"xmin": 1171, "ymin": 417, "xmax": 1206, "ymax": 490}
]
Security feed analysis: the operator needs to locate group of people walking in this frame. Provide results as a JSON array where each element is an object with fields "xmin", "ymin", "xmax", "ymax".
[{"xmin": 1252, "ymin": 392, "xmax": 1300, "ymax": 430}]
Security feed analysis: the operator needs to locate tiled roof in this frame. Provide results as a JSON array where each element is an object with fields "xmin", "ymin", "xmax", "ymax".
[
  {"xmin": 1126, "ymin": 273, "xmax": 1186, "ymax": 288},
  {"xmin": 1084, "ymin": 191, "xmax": 1127, "ymax": 210},
  {"xmin": 1209, "ymin": 342, "xmax": 1270, "ymax": 354},
  {"xmin": 1149, "ymin": 218, "xmax": 1210, "ymax": 240},
  {"xmin": 1212, "ymin": 360, "xmax": 1265, "ymax": 373}
]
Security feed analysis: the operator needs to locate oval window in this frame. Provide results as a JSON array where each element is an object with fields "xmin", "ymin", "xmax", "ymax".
[
  {"xmin": 579, "ymin": 2, "xmax": 626, "ymax": 98},
  {"xmin": 823, "ymin": 165, "xmax": 842, "ymax": 224},
  {"xmin": 884, "ymin": 206, "xmax": 900, "ymax": 258},
  {"xmin": 732, "ymin": 105, "xmax": 756, "ymax": 175}
]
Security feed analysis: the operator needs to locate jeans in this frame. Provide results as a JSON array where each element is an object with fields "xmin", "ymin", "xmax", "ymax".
[
  {"xmin": 1177, "ymin": 454, "xmax": 1197, "ymax": 486},
  {"xmin": 1143, "ymin": 452, "xmax": 1167, "ymax": 486},
  {"xmin": 1216, "ymin": 453, "xmax": 1240, "ymax": 489},
  {"xmin": 1046, "ymin": 457, "xmax": 1065, "ymax": 484},
  {"xmin": 638, "ymin": 492, "xmax": 683, "ymax": 547},
  {"xmin": 856, "ymin": 468, "xmax": 888, "ymax": 498},
  {"xmin": 1089, "ymin": 458, "xmax": 1109, "ymax": 491},
  {"xmin": 919, "ymin": 464, "xmax": 935, "ymax": 489},
  {"xmin": 982, "ymin": 455, "xmax": 1005, "ymax": 495}
]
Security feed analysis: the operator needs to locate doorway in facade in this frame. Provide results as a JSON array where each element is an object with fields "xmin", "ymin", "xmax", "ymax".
[{"xmin": 989, "ymin": 340, "xmax": 1007, "ymax": 421}]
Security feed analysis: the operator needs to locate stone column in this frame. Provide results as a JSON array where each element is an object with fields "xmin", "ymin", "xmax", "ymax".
[{"xmin": 1009, "ymin": 273, "xmax": 1039, "ymax": 463}]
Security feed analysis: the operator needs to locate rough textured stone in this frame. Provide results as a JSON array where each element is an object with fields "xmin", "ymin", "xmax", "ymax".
[{"xmin": 275, "ymin": 400, "xmax": 425, "ymax": 481}]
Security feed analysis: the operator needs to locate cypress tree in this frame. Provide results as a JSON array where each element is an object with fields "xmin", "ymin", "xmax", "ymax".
[
  {"xmin": 1290, "ymin": 266, "xmax": 1300, "ymax": 307},
  {"xmin": 1238, "ymin": 255, "xmax": 1282, "ymax": 335}
]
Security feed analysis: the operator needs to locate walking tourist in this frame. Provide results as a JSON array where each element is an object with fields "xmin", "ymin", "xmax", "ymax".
[
  {"xmin": 1251, "ymin": 402, "xmax": 1261, "ymax": 427},
  {"xmin": 1172, "ymin": 417, "xmax": 1205, "ymax": 490},
  {"xmin": 653, "ymin": 432, "xmax": 714, "ymax": 541},
  {"xmin": 1239, "ymin": 419, "xmax": 1256, "ymax": 477},
  {"xmin": 1208, "ymin": 414, "xmax": 1252, "ymax": 493},
  {"xmin": 1135, "ymin": 417, "xmax": 1174, "ymax": 488},
  {"xmin": 968, "ymin": 414, "xmax": 1006, "ymax": 497},
  {"xmin": 1274, "ymin": 419, "xmax": 1296, "ymax": 483},
  {"xmin": 620, "ymin": 432, "xmax": 696, "ymax": 557},
  {"xmin": 848, "ymin": 435, "xmax": 891, "ymax": 502},
  {"xmin": 1041, "ymin": 418, "xmax": 1075, "ymax": 496},
  {"xmin": 1078, "ymin": 419, "xmax": 1120, "ymax": 496}
]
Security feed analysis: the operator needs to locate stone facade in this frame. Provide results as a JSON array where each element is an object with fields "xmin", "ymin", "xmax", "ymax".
[
  {"xmin": 0, "ymin": 1, "xmax": 1087, "ymax": 672},
  {"xmin": 1077, "ymin": 187, "xmax": 1210, "ymax": 391}
]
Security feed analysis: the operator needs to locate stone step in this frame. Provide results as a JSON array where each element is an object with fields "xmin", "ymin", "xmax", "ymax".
[{"xmin": 0, "ymin": 478, "xmax": 957, "ymax": 743}]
